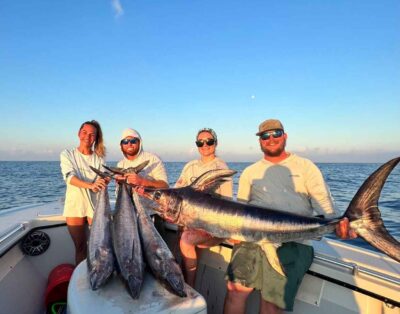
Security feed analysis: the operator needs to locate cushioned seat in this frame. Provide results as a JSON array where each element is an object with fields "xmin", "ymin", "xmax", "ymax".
[{"xmin": 68, "ymin": 262, "xmax": 207, "ymax": 314}]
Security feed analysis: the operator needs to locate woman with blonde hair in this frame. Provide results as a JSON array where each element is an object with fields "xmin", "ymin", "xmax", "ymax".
[
  {"xmin": 60, "ymin": 120, "xmax": 109, "ymax": 265},
  {"xmin": 175, "ymin": 127, "xmax": 233, "ymax": 287}
]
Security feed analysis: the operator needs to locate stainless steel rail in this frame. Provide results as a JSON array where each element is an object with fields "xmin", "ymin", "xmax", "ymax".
[
  {"xmin": 0, "ymin": 223, "xmax": 26, "ymax": 245},
  {"xmin": 314, "ymin": 253, "xmax": 400, "ymax": 286}
]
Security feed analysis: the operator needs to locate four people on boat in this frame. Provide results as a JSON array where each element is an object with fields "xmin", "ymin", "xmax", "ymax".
[{"xmin": 61, "ymin": 118, "xmax": 355, "ymax": 313}]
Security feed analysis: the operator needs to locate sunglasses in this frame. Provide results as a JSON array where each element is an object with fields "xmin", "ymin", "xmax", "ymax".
[
  {"xmin": 195, "ymin": 138, "xmax": 215, "ymax": 147},
  {"xmin": 121, "ymin": 138, "xmax": 139, "ymax": 145},
  {"xmin": 260, "ymin": 129, "xmax": 284, "ymax": 140}
]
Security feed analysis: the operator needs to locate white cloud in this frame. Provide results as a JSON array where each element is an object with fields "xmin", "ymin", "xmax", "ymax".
[{"xmin": 111, "ymin": 0, "xmax": 124, "ymax": 18}]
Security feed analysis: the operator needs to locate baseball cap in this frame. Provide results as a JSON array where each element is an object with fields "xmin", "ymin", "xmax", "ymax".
[{"xmin": 256, "ymin": 119, "xmax": 284, "ymax": 136}]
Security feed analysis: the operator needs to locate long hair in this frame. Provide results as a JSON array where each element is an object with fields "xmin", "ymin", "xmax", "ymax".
[{"xmin": 79, "ymin": 120, "xmax": 106, "ymax": 157}]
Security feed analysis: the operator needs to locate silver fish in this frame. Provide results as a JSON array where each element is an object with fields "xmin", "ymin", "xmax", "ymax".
[
  {"xmin": 132, "ymin": 192, "xmax": 187, "ymax": 297},
  {"xmin": 141, "ymin": 157, "xmax": 400, "ymax": 275},
  {"xmin": 87, "ymin": 167, "xmax": 114, "ymax": 290},
  {"xmin": 112, "ymin": 182, "xmax": 144, "ymax": 299}
]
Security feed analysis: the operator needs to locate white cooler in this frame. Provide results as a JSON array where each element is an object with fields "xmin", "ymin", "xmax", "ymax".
[{"xmin": 67, "ymin": 262, "xmax": 207, "ymax": 314}]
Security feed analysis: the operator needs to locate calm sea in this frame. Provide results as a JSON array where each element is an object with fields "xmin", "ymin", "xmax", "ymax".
[{"xmin": 0, "ymin": 161, "xmax": 399, "ymax": 249}]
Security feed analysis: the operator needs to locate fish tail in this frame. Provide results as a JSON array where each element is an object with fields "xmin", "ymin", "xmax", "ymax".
[{"xmin": 344, "ymin": 157, "xmax": 400, "ymax": 262}]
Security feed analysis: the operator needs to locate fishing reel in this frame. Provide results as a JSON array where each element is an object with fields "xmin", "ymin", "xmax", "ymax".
[{"xmin": 20, "ymin": 230, "xmax": 51, "ymax": 256}]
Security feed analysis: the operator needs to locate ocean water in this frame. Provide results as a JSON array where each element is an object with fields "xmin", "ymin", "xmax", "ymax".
[{"xmin": 0, "ymin": 161, "xmax": 399, "ymax": 249}]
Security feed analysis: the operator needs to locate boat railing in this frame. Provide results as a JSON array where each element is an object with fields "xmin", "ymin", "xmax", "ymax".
[
  {"xmin": 0, "ymin": 223, "xmax": 26, "ymax": 246},
  {"xmin": 314, "ymin": 253, "xmax": 400, "ymax": 286}
]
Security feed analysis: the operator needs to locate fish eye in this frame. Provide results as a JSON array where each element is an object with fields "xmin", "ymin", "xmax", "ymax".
[{"xmin": 154, "ymin": 191, "xmax": 161, "ymax": 201}]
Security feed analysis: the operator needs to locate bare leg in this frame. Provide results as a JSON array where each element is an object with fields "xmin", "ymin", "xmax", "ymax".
[
  {"xmin": 66, "ymin": 217, "xmax": 88, "ymax": 265},
  {"xmin": 179, "ymin": 229, "xmax": 223, "ymax": 287},
  {"xmin": 180, "ymin": 231, "xmax": 199, "ymax": 288},
  {"xmin": 224, "ymin": 281, "xmax": 253, "ymax": 314},
  {"xmin": 260, "ymin": 299, "xmax": 282, "ymax": 314}
]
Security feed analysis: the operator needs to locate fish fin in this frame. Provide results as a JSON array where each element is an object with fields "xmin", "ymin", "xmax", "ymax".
[
  {"xmin": 103, "ymin": 161, "xmax": 149, "ymax": 175},
  {"xmin": 128, "ymin": 160, "xmax": 150, "ymax": 174},
  {"xmin": 344, "ymin": 157, "xmax": 400, "ymax": 262},
  {"xmin": 258, "ymin": 242, "xmax": 286, "ymax": 277},
  {"xmin": 103, "ymin": 165, "xmax": 125, "ymax": 175},
  {"xmin": 89, "ymin": 166, "xmax": 113, "ymax": 179},
  {"xmin": 189, "ymin": 169, "xmax": 236, "ymax": 193}
]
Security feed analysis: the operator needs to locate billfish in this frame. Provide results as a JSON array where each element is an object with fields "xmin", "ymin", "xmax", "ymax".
[
  {"xmin": 87, "ymin": 167, "xmax": 114, "ymax": 290},
  {"xmin": 132, "ymin": 192, "xmax": 187, "ymax": 297},
  {"xmin": 139, "ymin": 157, "xmax": 400, "ymax": 275}
]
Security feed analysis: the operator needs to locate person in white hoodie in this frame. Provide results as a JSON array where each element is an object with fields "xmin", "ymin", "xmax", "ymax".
[{"xmin": 116, "ymin": 128, "xmax": 168, "ymax": 189}]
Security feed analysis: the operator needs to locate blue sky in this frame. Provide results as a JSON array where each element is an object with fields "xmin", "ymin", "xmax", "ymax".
[{"xmin": 1, "ymin": 0, "xmax": 399, "ymax": 162}]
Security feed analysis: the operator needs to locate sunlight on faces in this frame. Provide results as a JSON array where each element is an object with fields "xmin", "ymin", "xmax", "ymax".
[
  {"xmin": 121, "ymin": 136, "xmax": 140, "ymax": 157},
  {"xmin": 197, "ymin": 131, "xmax": 216, "ymax": 158},
  {"xmin": 78, "ymin": 124, "xmax": 97, "ymax": 148},
  {"xmin": 259, "ymin": 130, "xmax": 287, "ymax": 157}
]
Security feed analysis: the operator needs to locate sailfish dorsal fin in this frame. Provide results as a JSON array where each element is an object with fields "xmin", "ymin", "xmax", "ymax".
[{"xmin": 189, "ymin": 169, "xmax": 236, "ymax": 193}]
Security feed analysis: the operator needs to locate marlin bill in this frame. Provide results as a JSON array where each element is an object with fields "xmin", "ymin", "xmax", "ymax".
[{"xmin": 139, "ymin": 157, "xmax": 400, "ymax": 274}]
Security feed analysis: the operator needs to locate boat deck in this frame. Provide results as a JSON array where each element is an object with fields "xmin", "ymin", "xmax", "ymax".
[{"xmin": 1, "ymin": 201, "xmax": 399, "ymax": 314}]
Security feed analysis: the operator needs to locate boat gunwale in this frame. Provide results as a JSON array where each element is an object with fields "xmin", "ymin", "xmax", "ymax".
[{"xmin": 0, "ymin": 222, "xmax": 66, "ymax": 258}]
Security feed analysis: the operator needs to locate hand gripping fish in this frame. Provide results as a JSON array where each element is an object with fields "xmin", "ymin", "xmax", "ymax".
[
  {"xmin": 139, "ymin": 157, "xmax": 400, "ymax": 276},
  {"xmin": 88, "ymin": 160, "xmax": 148, "ymax": 295},
  {"xmin": 132, "ymin": 192, "xmax": 187, "ymax": 297}
]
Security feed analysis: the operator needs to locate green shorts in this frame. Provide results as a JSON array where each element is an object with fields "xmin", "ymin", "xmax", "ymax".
[{"xmin": 225, "ymin": 242, "xmax": 314, "ymax": 311}]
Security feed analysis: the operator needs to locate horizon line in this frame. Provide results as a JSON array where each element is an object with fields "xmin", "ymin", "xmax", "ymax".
[{"xmin": 0, "ymin": 159, "xmax": 385, "ymax": 164}]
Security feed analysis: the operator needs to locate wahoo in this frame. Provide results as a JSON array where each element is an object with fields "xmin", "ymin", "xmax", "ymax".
[
  {"xmin": 87, "ymin": 167, "xmax": 114, "ymax": 290},
  {"xmin": 112, "ymin": 182, "xmax": 145, "ymax": 298},
  {"xmin": 139, "ymin": 157, "xmax": 400, "ymax": 275},
  {"xmin": 133, "ymin": 192, "xmax": 186, "ymax": 297},
  {"xmin": 89, "ymin": 161, "xmax": 148, "ymax": 297}
]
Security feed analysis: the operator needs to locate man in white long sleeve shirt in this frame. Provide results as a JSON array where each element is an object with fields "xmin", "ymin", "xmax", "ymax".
[{"xmin": 224, "ymin": 119, "xmax": 355, "ymax": 314}]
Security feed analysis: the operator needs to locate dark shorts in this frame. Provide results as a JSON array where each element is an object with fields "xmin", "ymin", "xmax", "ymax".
[{"xmin": 225, "ymin": 242, "xmax": 314, "ymax": 311}]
